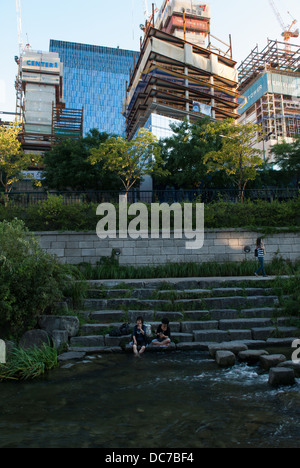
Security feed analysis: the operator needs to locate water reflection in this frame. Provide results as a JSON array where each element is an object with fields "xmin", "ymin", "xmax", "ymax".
[{"xmin": 0, "ymin": 351, "xmax": 299, "ymax": 448}]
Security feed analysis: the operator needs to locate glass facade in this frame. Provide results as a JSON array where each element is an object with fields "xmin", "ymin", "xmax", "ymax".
[
  {"xmin": 144, "ymin": 113, "xmax": 181, "ymax": 139},
  {"xmin": 49, "ymin": 40, "xmax": 139, "ymax": 136}
]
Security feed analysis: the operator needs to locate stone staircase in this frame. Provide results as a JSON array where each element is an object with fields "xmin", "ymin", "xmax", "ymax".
[{"xmin": 67, "ymin": 276, "xmax": 299, "ymax": 355}]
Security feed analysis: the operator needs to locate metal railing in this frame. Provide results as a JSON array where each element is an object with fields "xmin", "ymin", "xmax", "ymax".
[{"xmin": 1, "ymin": 187, "xmax": 298, "ymax": 207}]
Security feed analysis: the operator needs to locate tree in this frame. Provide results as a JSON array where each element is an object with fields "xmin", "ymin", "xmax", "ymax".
[
  {"xmin": 0, "ymin": 124, "xmax": 41, "ymax": 206},
  {"xmin": 158, "ymin": 117, "xmax": 228, "ymax": 189},
  {"xmin": 42, "ymin": 129, "xmax": 121, "ymax": 191},
  {"xmin": 203, "ymin": 120, "xmax": 263, "ymax": 202},
  {"xmin": 271, "ymin": 136, "xmax": 300, "ymax": 185},
  {"xmin": 89, "ymin": 128, "xmax": 167, "ymax": 197}
]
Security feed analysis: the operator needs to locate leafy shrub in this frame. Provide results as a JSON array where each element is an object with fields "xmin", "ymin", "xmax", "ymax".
[
  {"xmin": 0, "ymin": 219, "xmax": 71, "ymax": 339},
  {"xmin": 0, "ymin": 197, "xmax": 299, "ymax": 231},
  {"xmin": 25, "ymin": 195, "xmax": 98, "ymax": 231},
  {"xmin": 271, "ymin": 273, "xmax": 300, "ymax": 317}
]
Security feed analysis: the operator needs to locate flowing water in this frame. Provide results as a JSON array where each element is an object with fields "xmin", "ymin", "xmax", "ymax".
[{"xmin": 0, "ymin": 350, "xmax": 300, "ymax": 448}]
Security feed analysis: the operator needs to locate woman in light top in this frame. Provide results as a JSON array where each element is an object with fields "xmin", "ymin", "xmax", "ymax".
[{"xmin": 255, "ymin": 237, "xmax": 267, "ymax": 277}]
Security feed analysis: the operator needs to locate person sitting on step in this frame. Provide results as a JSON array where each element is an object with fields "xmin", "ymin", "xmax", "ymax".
[
  {"xmin": 132, "ymin": 316, "xmax": 147, "ymax": 357},
  {"xmin": 152, "ymin": 317, "xmax": 171, "ymax": 346}
]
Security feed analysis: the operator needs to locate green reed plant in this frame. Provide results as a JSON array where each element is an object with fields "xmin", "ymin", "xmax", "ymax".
[
  {"xmin": 77, "ymin": 257, "xmax": 300, "ymax": 280},
  {"xmin": 0, "ymin": 344, "xmax": 57, "ymax": 381},
  {"xmin": 271, "ymin": 273, "xmax": 300, "ymax": 317}
]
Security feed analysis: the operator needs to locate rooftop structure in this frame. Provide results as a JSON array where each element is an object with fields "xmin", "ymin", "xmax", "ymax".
[
  {"xmin": 154, "ymin": 0, "xmax": 211, "ymax": 46},
  {"xmin": 124, "ymin": 1, "xmax": 239, "ymax": 141},
  {"xmin": 238, "ymin": 39, "xmax": 300, "ymax": 161},
  {"xmin": 238, "ymin": 39, "xmax": 300, "ymax": 92},
  {"xmin": 16, "ymin": 49, "xmax": 83, "ymax": 153}
]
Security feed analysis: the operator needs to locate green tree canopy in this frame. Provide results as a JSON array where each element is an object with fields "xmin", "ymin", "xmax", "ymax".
[
  {"xmin": 203, "ymin": 119, "xmax": 263, "ymax": 201},
  {"xmin": 42, "ymin": 129, "xmax": 121, "ymax": 191},
  {"xmin": 89, "ymin": 128, "xmax": 167, "ymax": 195},
  {"xmin": 0, "ymin": 123, "xmax": 41, "ymax": 205},
  {"xmin": 271, "ymin": 136, "xmax": 300, "ymax": 185},
  {"xmin": 158, "ymin": 117, "xmax": 222, "ymax": 188}
]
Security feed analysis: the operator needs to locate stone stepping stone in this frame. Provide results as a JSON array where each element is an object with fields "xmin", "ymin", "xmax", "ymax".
[
  {"xmin": 259, "ymin": 354, "xmax": 287, "ymax": 370},
  {"xmin": 268, "ymin": 367, "xmax": 295, "ymax": 387},
  {"xmin": 238, "ymin": 349, "xmax": 269, "ymax": 364}
]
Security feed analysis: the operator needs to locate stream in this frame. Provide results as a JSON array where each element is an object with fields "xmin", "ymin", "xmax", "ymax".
[{"xmin": 0, "ymin": 350, "xmax": 300, "ymax": 448}]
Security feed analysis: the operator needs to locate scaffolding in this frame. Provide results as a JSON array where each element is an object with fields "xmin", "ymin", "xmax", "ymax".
[
  {"xmin": 238, "ymin": 39, "xmax": 300, "ymax": 160},
  {"xmin": 17, "ymin": 49, "xmax": 83, "ymax": 153},
  {"xmin": 238, "ymin": 39, "xmax": 300, "ymax": 92},
  {"xmin": 124, "ymin": 25, "xmax": 239, "ymax": 139}
]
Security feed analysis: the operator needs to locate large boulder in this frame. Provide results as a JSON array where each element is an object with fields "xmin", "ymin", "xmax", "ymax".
[
  {"xmin": 39, "ymin": 315, "xmax": 80, "ymax": 338},
  {"xmin": 51, "ymin": 330, "xmax": 69, "ymax": 350},
  {"xmin": 19, "ymin": 329, "xmax": 51, "ymax": 350}
]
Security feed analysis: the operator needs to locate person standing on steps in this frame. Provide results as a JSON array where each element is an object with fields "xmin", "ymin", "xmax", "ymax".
[
  {"xmin": 132, "ymin": 316, "xmax": 147, "ymax": 357},
  {"xmin": 255, "ymin": 237, "xmax": 267, "ymax": 277}
]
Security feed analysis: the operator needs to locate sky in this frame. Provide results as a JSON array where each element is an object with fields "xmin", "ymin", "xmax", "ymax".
[{"xmin": 0, "ymin": 0, "xmax": 299, "ymax": 117}]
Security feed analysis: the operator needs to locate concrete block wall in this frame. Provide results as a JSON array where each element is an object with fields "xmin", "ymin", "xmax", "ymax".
[{"xmin": 36, "ymin": 229, "xmax": 300, "ymax": 266}]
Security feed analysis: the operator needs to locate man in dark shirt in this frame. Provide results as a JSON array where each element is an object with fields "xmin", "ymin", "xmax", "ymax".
[
  {"xmin": 153, "ymin": 317, "xmax": 171, "ymax": 346},
  {"xmin": 132, "ymin": 316, "xmax": 147, "ymax": 357}
]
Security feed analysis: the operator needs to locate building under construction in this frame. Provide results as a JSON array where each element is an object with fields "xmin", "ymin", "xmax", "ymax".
[
  {"xmin": 15, "ymin": 49, "xmax": 83, "ymax": 155},
  {"xmin": 238, "ymin": 39, "xmax": 300, "ymax": 161},
  {"xmin": 123, "ymin": 0, "xmax": 240, "ymax": 141}
]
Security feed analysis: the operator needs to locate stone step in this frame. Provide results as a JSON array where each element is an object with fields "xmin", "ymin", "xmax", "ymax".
[
  {"xmin": 68, "ymin": 346, "xmax": 123, "ymax": 354},
  {"xmin": 156, "ymin": 287, "xmax": 273, "ymax": 298},
  {"xmin": 74, "ymin": 277, "xmax": 291, "ymax": 351},
  {"xmin": 172, "ymin": 332, "xmax": 194, "ymax": 342},
  {"xmin": 85, "ymin": 276, "xmax": 283, "ymax": 290},
  {"xmin": 81, "ymin": 321, "xmax": 182, "ymax": 335},
  {"xmin": 84, "ymin": 298, "xmax": 171, "ymax": 310},
  {"xmin": 86, "ymin": 306, "xmax": 281, "ymax": 324},
  {"xmin": 218, "ymin": 317, "xmax": 273, "ymax": 330},
  {"xmin": 84, "ymin": 295, "xmax": 279, "ymax": 311},
  {"xmin": 194, "ymin": 330, "xmax": 231, "ymax": 343},
  {"xmin": 192, "ymin": 326, "xmax": 299, "ymax": 344},
  {"xmin": 199, "ymin": 295, "xmax": 278, "ymax": 309},
  {"xmin": 181, "ymin": 321, "xmax": 218, "ymax": 333},
  {"xmin": 70, "ymin": 335, "xmax": 105, "ymax": 347},
  {"xmin": 67, "ymin": 334, "xmax": 300, "ymax": 355},
  {"xmin": 240, "ymin": 307, "xmax": 281, "ymax": 318},
  {"xmin": 90, "ymin": 310, "xmax": 126, "ymax": 322}
]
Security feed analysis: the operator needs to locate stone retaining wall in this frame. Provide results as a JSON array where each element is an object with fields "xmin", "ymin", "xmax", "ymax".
[{"xmin": 36, "ymin": 229, "xmax": 300, "ymax": 266}]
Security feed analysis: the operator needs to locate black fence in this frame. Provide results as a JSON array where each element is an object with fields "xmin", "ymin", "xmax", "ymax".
[{"xmin": 2, "ymin": 187, "xmax": 299, "ymax": 207}]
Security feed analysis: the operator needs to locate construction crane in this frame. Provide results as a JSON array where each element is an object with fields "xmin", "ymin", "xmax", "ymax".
[
  {"xmin": 140, "ymin": 1, "xmax": 158, "ymax": 34},
  {"xmin": 15, "ymin": 0, "xmax": 24, "ymax": 120},
  {"xmin": 268, "ymin": 0, "xmax": 299, "ymax": 53},
  {"xmin": 144, "ymin": 0, "xmax": 150, "ymax": 20},
  {"xmin": 16, "ymin": 0, "xmax": 23, "ymax": 55}
]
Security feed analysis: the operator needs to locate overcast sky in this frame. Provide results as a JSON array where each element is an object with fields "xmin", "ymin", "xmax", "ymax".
[{"xmin": 1, "ymin": 0, "xmax": 299, "ymax": 115}]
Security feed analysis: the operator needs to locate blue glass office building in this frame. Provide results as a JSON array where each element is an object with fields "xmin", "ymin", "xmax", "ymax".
[{"xmin": 49, "ymin": 40, "xmax": 139, "ymax": 136}]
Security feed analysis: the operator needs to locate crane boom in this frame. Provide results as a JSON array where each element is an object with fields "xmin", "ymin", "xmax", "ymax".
[
  {"xmin": 268, "ymin": 0, "xmax": 299, "ymax": 54},
  {"xmin": 143, "ymin": 0, "xmax": 149, "ymax": 20},
  {"xmin": 16, "ymin": 0, "xmax": 23, "ymax": 54},
  {"xmin": 268, "ymin": 0, "xmax": 286, "ymax": 31}
]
